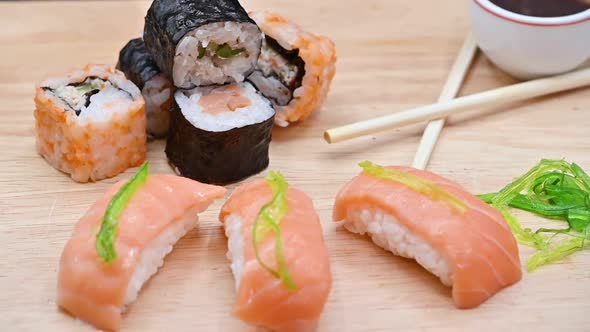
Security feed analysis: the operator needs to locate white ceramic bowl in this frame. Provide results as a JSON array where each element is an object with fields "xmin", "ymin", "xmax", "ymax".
[{"xmin": 468, "ymin": 0, "xmax": 590, "ymax": 80}]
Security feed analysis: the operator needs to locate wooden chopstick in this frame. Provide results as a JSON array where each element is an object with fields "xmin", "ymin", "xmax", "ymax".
[
  {"xmin": 412, "ymin": 34, "xmax": 478, "ymax": 170},
  {"xmin": 323, "ymin": 66, "xmax": 590, "ymax": 144}
]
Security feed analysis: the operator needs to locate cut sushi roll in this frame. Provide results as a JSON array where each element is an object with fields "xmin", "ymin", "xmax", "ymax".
[
  {"xmin": 166, "ymin": 82, "xmax": 274, "ymax": 185},
  {"xmin": 219, "ymin": 172, "xmax": 332, "ymax": 332},
  {"xmin": 57, "ymin": 163, "xmax": 226, "ymax": 331},
  {"xmin": 144, "ymin": 0, "xmax": 262, "ymax": 88},
  {"xmin": 34, "ymin": 64, "xmax": 146, "ymax": 183},
  {"xmin": 117, "ymin": 38, "xmax": 174, "ymax": 138},
  {"xmin": 247, "ymin": 11, "xmax": 337, "ymax": 127},
  {"xmin": 333, "ymin": 162, "xmax": 522, "ymax": 309}
]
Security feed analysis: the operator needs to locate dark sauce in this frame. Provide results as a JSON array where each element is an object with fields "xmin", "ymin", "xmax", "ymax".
[{"xmin": 489, "ymin": 0, "xmax": 590, "ymax": 17}]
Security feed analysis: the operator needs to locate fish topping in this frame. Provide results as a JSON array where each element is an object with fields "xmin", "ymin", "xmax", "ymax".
[{"xmin": 360, "ymin": 161, "xmax": 468, "ymax": 214}]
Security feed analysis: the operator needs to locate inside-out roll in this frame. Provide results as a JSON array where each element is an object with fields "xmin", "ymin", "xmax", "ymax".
[
  {"xmin": 117, "ymin": 38, "xmax": 174, "ymax": 138},
  {"xmin": 166, "ymin": 82, "xmax": 274, "ymax": 185},
  {"xmin": 247, "ymin": 11, "xmax": 337, "ymax": 127},
  {"xmin": 144, "ymin": 0, "xmax": 262, "ymax": 89},
  {"xmin": 35, "ymin": 64, "xmax": 146, "ymax": 183}
]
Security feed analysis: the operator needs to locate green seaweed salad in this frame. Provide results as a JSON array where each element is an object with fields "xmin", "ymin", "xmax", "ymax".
[{"xmin": 479, "ymin": 159, "xmax": 590, "ymax": 271}]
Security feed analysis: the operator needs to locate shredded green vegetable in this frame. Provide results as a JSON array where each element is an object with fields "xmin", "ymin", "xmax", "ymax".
[
  {"xmin": 479, "ymin": 159, "xmax": 590, "ymax": 271},
  {"xmin": 76, "ymin": 83, "xmax": 95, "ymax": 96},
  {"xmin": 252, "ymin": 171, "xmax": 296, "ymax": 290},
  {"xmin": 197, "ymin": 42, "xmax": 245, "ymax": 59},
  {"xmin": 359, "ymin": 161, "xmax": 468, "ymax": 214},
  {"xmin": 95, "ymin": 162, "xmax": 149, "ymax": 263}
]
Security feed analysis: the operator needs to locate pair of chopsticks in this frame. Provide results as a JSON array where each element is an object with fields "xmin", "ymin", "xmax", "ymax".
[{"xmin": 323, "ymin": 33, "xmax": 590, "ymax": 170}]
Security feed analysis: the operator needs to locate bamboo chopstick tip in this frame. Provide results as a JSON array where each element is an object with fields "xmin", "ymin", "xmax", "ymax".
[{"xmin": 323, "ymin": 130, "xmax": 333, "ymax": 144}]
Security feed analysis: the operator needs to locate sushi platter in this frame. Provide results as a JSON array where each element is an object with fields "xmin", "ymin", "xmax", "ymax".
[{"xmin": 1, "ymin": 0, "xmax": 589, "ymax": 331}]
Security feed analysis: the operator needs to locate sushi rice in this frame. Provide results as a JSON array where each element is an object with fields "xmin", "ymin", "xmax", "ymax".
[
  {"xmin": 174, "ymin": 22, "xmax": 262, "ymax": 88},
  {"xmin": 343, "ymin": 205, "xmax": 452, "ymax": 286},
  {"xmin": 175, "ymin": 81, "xmax": 273, "ymax": 132},
  {"xmin": 125, "ymin": 204, "xmax": 202, "ymax": 305},
  {"xmin": 142, "ymin": 74, "xmax": 173, "ymax": 137}
]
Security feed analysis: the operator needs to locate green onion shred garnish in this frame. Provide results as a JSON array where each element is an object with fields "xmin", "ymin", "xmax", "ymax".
[
  {"xmin": 479, "ymin": 159, "xmax": 590, "ymax": 271},
  {"xmin": 252, "ymin": 171, "xmax": 297, "ymax": 291},
  {"xmin": 359, "ymin": 161, "xmax": 468, "ymax": 214},
  {"xmin": 197, "ymin": 42, "xmax": 245, "ymax": 59},
  {"xmin": 96, "ymin": 162, "xmax": 149, "ymax": 263}
]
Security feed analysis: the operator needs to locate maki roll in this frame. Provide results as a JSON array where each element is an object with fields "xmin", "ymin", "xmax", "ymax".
[
  {"xmin": 166, "ymin": 82, "xmax": 274, "ymax": 185},
  {"xmin": 117, "ymin": 38, "xmax": 174, "ymax": 138},
  {"xmin": 144, "ymin": 0, "xmax": 263, "ymax": 88},
  {"xmin": 247, "ymin": 11, "xmax": 337, "ymax": 127},
  {"xmin": 35, "ymin": 64, "xmax": 146, "ymax": 183}
]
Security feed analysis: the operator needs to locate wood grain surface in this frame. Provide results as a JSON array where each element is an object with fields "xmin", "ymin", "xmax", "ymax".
[{"xmin": 1, "ymin": 1, "xmax": 589, "ymax": 331}]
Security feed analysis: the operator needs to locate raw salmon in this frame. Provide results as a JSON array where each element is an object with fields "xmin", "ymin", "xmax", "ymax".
[
  {"xmin": 220, "ymin": 178, "xmax": 332, "ymax": 332},
  {"xmin": 57, "ymin": 174, "xmax": 226, "ymax": 331},
  {"xmin": 333, "ymin": 166, "xmax": 522, "ymax": 309}
]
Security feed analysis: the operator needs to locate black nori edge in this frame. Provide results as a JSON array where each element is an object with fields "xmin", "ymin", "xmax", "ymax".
[
  {"xmin": 165, "ymin": 99, "xmax": 274, "ymax": 185},
  {"xmin": 264, "ymin": 36, "xmax": 306, "ymax": 92},
  {"xmin": 116, "ymin": 38, "xmax": 161, "ymax": 90},
  {"xmin": 144, "ymin": 0, "xmax": 258, "ymax": 85}
]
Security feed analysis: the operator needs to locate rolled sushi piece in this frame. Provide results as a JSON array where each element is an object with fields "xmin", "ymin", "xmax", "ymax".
[
  {"xmin": 35, "ymin": 64, "xmax": 146, "ymax": 183},
  {"xmin": 166, "ymin": 82, "xmax": 274, "ymax": 185},
  {"xmin": 219, "ymin": 172, "xmax": 332, "ymax": 332},
  {"xmin": 117, "ymin": 38, "xmax": 174, "ymax": 138},
  {"xmin": 57, "ymin": 163, "xmax": 226, "ymax": 331},
  {"xmin": 333, "ymin": 161, "xmax": 522, "ymax": 309},
  {"xmin": 144, "ymin": 0, "xmax": 263, "ymax": 89},
  {"xmin": 247, "ymin": 11, "xmax": 337, "ymax": 127}
]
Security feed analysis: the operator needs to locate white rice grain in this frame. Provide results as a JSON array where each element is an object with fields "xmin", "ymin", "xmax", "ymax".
[
  {"xmin": 175, "ymin": 81, "xmax": 274, "ymax": 132},
  {"xmin": 224, "ymin": 213, "xmax": 245, "ymax": 291},
  {"xmin": 344, "ymin": 205, "xmax": 453, "ymax": 287},
  {"xmin": 173, "ymin": 22, "xmax": 262, "ymax": 88},
  {"xmin": 124, "ymin": 205, "xmax": 201, "ymax": 307}
]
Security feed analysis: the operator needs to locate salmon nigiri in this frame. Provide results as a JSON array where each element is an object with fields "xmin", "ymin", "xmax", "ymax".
[
  {"xmin": 333, "ymin": 161, "xmax": 522, "ymax": 309},
  {"xmin": 57, "ymin": 163, "xmax": 226, "ymax": 331},
  {"xmin": 219, "ymin": 172, "xmax": 332, "ymax": 332}
]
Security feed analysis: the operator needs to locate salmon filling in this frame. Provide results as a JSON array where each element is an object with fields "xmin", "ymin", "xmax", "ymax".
[{"xmin": 198, "ymin": 85, "xmax": 252, "ymax": 116}]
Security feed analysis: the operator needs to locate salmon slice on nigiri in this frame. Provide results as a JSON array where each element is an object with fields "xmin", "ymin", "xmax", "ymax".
[
  {"xmin": 333, "ymin": 162, "xmax": 522, "ymax": 309},
  {"xmin": 219, "ymin": 172, "xmax": 332, "ymax": 332},
  {"xmin": 57, "ymin": 164, "xmax": 226, "ymax": 331}
]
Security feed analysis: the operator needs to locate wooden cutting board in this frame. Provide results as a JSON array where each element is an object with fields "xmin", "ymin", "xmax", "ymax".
[{"xmin": 1, "ymin": 0, "xmax": 588, "ymax": 331}]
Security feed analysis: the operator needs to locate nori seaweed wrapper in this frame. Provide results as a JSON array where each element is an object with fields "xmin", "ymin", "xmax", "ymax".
[
  {"xmin": 144, "ymin": 0, "xmax": 257, "ymax": 84},
  {"xmin": 165, "ymin": 101, "xmax": 274, "ymax": 185},
  {"xmin": 116, "ymin": 38, "xmax": 161, "ymax": 90}
]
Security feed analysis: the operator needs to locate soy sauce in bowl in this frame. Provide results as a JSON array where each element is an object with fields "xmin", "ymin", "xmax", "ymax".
[{"xmin": 490, "ymin": 0, "xmax": 590, "ymax": 17}]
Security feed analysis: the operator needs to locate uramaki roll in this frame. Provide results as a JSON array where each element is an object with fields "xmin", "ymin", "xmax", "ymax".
[
  {"xmin": 247, "ymin": 11, "xmax": 337, "ymax": 127},
  {"xmin": 117, "ymin": 38, "xmax": 174, "ymax": 138},
  {"xmin": 144, "ymin": 0, "xmax": 262, "ymax": 89},
  {"xmin": 34, "ymin": 64, "xmax": 146, "ymax": 183}
]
